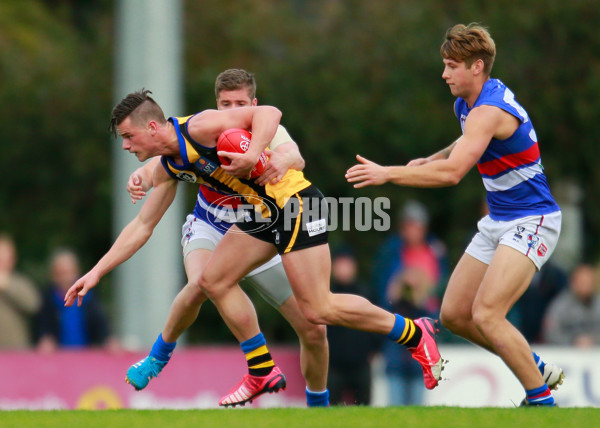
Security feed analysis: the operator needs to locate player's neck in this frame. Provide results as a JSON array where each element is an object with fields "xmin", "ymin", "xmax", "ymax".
[
  {"xmin": 465, "ymin": 77, "xmax": 488, "ymax": 108},
  {"xmin": 159, "ymin": 121, "xmax": 180, "ymax": 157}
]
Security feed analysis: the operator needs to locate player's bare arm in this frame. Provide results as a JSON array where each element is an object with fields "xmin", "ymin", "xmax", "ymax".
[
  {"xmin": 255, "ymin": 141, "xmax": 305, "ymax": 186},
  {"xmin": 346, "ymin": 105, "xmax": 507, "ymax": 188},
  {"xmin": 188, "ymin": 106, "xmax": 281, "ymax": 178},
  {"xmin": 406, "ymin": 140, "xmax": 460, "ymax": 166},
  {"xmin": 64, "ymin": 169, "xmax": 178, "ymax": 307},
  {"xmin": 127, "ymin": 157, "xmax": 161, "ymax": 204}
]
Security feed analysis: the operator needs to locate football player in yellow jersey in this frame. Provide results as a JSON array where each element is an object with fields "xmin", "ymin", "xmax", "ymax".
[
  {"xmin": 65, "ymin": 88, "xmax": 446, "ymax": 406},
  {"xmin": 123, "ymin": 69, "xmax": 330, "ymax": 407}
]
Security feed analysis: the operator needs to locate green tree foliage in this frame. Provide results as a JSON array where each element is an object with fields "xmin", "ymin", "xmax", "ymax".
[{"xmin": 0, "ymin": 1, "xmax": 113, "ymax": 279}]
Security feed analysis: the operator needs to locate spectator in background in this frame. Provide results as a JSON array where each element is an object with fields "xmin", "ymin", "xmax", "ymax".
[
  {"xmin": 371, "ymin": 200, "xmax": 446, "ymax": 405},
  {"xmin": 0, "ymin": 233, "xmax": 41, "ymax": 349},
  {"xmin": 372, "ymin": 200, "xmax": 447, "ymax": 310},
  {"xmin": 327, "ymin": 246, "xmax": 379, "ymax": 405},
  {"xmin": 382, "ymin": 266, "xmax": 441, "ymax": 405},
  {"xmin": 542, "ymin": 263, "xmax": 600, "ymax": 348},
  {"xmin": 513, "ymin": 261, "xmax": 568, "ymax": 343},
  {"xmin": 35, "ymin": 248, "xmax": 118, "ymax": 353}
]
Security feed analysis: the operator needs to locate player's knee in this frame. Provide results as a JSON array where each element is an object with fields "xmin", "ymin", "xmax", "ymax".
[
  {"xmin": 196, "ymin": 271, "xmax": 219, "ymax": 297},
  {"xmin": 471, "ymin": 302, "xmax": 496, "ymax": 333},
  {"xmin": 304, "ymin": 311, "xmax": 326, "ymax": 325},
  {"xmin": 298, "ymin": 304, "xmax": 331, "ymax": 325},
  {"xmin": 439, "ymin": 304, "xmax": 459, "ymax": 332},
  {"xmin": 299, "ymin": 322, "xmax": 327, "ymax": 347},
  {"xmin": 184, "ymin": 285, "xmax": 207, "ymax": 306},
  {"xmin": 440, "ymin": 303, "xmax": 472, "ymax": 334}
]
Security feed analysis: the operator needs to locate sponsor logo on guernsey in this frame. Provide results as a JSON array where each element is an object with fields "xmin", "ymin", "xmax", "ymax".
[
  {"xmin": 195, "ymin": 158, "xmax": 218, "ymax": 175},
  {"xmin": 537, "ymin": 243, "xmax": 548, "ymax": 257},
  {"xmin": 527, "ymin": 234, "xmax": 540, "ymax": 249},
  {"xmin": 176, "ymin": 171, "xmax": 197, "ymax": 183},
  {"xmin": 306, "ymin": 218, "xmax": 327, "ymax": 237},
  {"xmin": 272, "ymin": 229, "xmax": 281, "ymax": 245}
]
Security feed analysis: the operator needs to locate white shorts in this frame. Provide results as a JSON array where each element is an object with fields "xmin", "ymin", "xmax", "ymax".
[
  {"xmin": 465, "ymin": 211, "xmax": 561, "ymax": 270},
  {"xmin": 180, "ymin": 214, "xmax": 292, "ymax": 307}
]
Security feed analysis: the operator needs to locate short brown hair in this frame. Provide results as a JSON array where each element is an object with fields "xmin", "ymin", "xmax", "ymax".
[
  {"xmin": 109, "ymin": 89, "xmax": 166, "ymax": 137},
  {"xmin": 214, "ymin": 69, "xmax": 256, "ymax": 99},
  {"xmin": 440, "ymin": 23, "xmax": 496, "ymax": 75}
]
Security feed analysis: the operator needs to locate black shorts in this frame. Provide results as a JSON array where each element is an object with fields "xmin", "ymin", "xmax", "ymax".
[{"xmin": 236, "ymin": 185, "xmax": 329, "ymax": 254}]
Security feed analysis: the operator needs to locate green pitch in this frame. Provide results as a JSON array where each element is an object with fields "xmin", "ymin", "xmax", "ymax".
[{"xmin": 1, "ymin": 406, "xmax": 596, "ymax": 428}]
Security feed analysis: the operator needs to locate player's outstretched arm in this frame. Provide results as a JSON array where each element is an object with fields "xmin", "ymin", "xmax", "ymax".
[
  {"xmin": 65, "ymin": 169, "xmax": 178, "ymax": 307},
  {"xmin": 127, "ymin": 157, "xmax": 161, "ymax": 204},
  {"xmin": 406, "ymin": 140, "xmax": 459, "ymax": 167},
  {"xmin": 345, "ymin": 155, "xmax": 391, "ymax": 188},
  {"xmin": 346, "ymin": 150, "xmax": 470, "ymax": 189},
  {"xmin": 346, "ymin": 107, "xmax": 500, "ymax": 189},
  {"xmin": 64, "ymin": 270, "xmax": 102, "ymax": 307}
]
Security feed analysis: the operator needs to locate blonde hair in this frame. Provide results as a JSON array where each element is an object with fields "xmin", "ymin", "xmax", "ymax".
[{"xmin": 440, "ymin": 23, "xmax": 496, "ymax": 75}]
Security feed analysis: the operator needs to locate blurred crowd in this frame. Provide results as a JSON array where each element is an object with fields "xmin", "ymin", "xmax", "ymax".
[
  {"xmin": 0, "ymin": 233, "xmax": 119, "ymax": 353},
  {"xmin": 1, "ymin": 199, "xmax": 600, "ymax": 405},
  {"xmin": 328, "ymin": 199, "xmax": 600, "ymax": 406}
]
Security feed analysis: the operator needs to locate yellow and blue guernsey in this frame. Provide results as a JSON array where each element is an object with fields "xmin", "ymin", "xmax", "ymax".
[{"xmin": 160, "ymin": 115, "xmax": 311, "ymax": 231}]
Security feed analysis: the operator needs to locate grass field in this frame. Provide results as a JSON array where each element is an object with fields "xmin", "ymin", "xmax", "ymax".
[{"xmin": 1, "ymin": 406, "xmax": 596, "ymax": 428}]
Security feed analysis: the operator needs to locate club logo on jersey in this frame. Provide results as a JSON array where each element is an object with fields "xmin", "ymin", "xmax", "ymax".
[
  {"xmin": 176, "ymin": 171, "xmax": 197, "ymax": 183},
  {"xmin": 460, "ymin": 114, "xmax": 467, "ymax": 133},
  {"xmin": 513, "ymin": 225, "xmax": 525, "ymax": 242},
  {"xmin": 537, "ymin": 243, "xmax": 548, "ymax": 257},
  {"xmin": 527, "ymin": 234, "xmax": 539, "ymax": 249}
]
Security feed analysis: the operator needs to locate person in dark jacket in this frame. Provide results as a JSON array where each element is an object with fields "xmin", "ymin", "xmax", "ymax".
[
  {"xmin": 327, "ymin": 246, "xmax": 380, "ymax": 405},
  {"xmin": 36, "ymin": 248, "xmax": 118, "ymax": 352}
]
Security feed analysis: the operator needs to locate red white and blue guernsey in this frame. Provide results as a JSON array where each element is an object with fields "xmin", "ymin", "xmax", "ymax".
[
  {"xmin": 455, "ymin": 79, "xmax": 560, "ymax": 221},
  {"xmin": 194, "ymin": 184, "xmax": 242, "ymax": 234}
]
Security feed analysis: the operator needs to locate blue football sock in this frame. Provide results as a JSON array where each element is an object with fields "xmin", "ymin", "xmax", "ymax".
[
  {"xmin": 306, "ymin": 387, "xmax": 329, "ymax": 407},
  {"xmin": 533, "ymin": 352, "xmax": 546, "ymax": 375},
  {"xmin": 526, "ymin": 384, "xmax": 555, "ymax": 406},
  {"xmin": 386, "ymin": 314, "xmax": 407, "ymax": 342},
  {"xmin": 240, "ymin": 332, "xmax": 275, "ymax": 376},
  {"xmin": 149, "ymin": 333, "xmax": 176, "ymax": 362},
  {"xmin": 387, "ymin": 314, "xmax": 420, "ymax": 348},
  {"xmin": 240, "ymin": 332, "xmax": 266, "ymax": 353}
]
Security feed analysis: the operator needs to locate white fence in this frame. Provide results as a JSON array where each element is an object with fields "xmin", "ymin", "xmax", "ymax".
[{"xmin": 371, "ymin": 345, "xmax": 600, "ymax": 407}]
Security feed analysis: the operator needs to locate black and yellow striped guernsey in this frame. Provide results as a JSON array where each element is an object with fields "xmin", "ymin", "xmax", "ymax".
[{"xmin": 160, "ymin": 115, "xmax": 312, "ymax": 216}]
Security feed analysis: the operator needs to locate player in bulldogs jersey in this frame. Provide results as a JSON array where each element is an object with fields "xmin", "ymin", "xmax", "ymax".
[{"xmin": 346, "ymin": 23, "xmax": 563, "ymax": 406}]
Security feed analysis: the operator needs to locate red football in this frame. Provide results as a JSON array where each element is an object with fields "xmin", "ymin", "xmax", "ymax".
[{"xmin": 217, "ymin": 128, "xmax": 269, "ymax": 178}]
